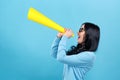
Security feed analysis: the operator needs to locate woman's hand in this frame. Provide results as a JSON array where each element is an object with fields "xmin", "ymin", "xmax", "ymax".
[
  {"xmin": 57, "ymin": 28, "xmax": 67, "ymax": 38},
  {"xmin": 57, "ymin": 32, "xmax": 64, "ymax": 38},
  {"xmin": 64, "ymin": 29, "xmax": 73, "ymax": 38}
]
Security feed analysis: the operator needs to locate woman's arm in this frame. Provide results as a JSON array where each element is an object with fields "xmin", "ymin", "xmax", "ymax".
[
  {"xmin": 51, "ymin": 32, "xmax": 64, "ymax": 58},
  {"xmin": 57, "ymin": 35, "xmax": 95, "ymax": 67},
  {"xmin": 51, "ymin": 36, "xmax": 61, "ymax": 58}
]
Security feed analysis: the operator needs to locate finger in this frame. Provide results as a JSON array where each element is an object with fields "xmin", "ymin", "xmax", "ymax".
[
  {"xmin": 64, "ymin": 28, "xmax": 67, "ymax": 31},
  {"xmin": 68, "ymin": 29, "xmax": 70, "ymax": 31},
  {"xmin": 70, "ymin": 29, "xmax": 72, "ymax": 31},
  {"xmin": 65, "ymin": 29, "xmax": 68, "ymax": 32},
  {"xmin": 70, "ymin": 29, "xmax": 73, "ymax": 32}
]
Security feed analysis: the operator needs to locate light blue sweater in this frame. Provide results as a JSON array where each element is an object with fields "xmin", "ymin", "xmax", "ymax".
[{"xmin": 51, "ymin": 35, "xmax": 96, "ymax": 80}]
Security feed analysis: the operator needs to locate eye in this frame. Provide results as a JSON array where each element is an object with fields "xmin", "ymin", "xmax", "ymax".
[{"xmin": 79, "ymin": 28, "xmax": 84, "ymax": 32}]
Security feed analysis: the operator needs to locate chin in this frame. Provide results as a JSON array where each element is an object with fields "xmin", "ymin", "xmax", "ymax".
[
  {"xmin": 77, "ymin": 41, "xmax": 81, "ymax": 44},
  {"xmin": 78, "ymin": 41, "xmax": 82, "ymax": 44}
]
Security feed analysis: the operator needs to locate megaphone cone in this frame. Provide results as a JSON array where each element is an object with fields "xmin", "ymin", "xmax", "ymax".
[{"xmin": 27, "ymin": 7, "xmax": 74, "ymax": 36}]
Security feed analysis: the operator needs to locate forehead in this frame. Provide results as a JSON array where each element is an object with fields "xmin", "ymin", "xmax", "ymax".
[{"xmin": 81, "ymin": 24, "xmax": 85, "ymax": 28}]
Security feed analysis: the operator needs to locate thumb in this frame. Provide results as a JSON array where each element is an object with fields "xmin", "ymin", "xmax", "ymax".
[{"xmin": 64, "ymin": 28, "xmax": 67, "ymax": 32}]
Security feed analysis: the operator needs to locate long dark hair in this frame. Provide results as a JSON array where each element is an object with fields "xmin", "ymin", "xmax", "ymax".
[{"xmin": 67, "ymin": 22, "xmax": 100, "ymax": 55}]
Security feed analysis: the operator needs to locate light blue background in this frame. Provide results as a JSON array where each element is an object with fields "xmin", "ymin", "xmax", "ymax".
[{"xmin": 0, "ymin": 0, "xmax": 120, "ymax": 80}]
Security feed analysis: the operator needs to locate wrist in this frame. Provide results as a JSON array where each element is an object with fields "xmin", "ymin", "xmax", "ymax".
[
  {"xmin": 57, "ymin": 35, "xmax": 62, "ymax": 38},
  {"xmin": 63, "ymin": 35, "xmax": 69, "ymax": 38}
]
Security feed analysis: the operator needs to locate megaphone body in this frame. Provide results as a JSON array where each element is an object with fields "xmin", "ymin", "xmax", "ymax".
[{"xmin": 27, "ymin": 7, "xmax": 74, "ymax": 36}]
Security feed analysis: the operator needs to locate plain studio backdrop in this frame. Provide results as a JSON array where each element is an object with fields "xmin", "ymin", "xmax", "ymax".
[{"xmin": 0, "ymin": 0, "xmax": 120, "ymax": 80}]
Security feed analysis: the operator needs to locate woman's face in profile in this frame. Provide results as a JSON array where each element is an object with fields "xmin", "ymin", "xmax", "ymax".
[{"xmin": 77, "ymin": 24, "xmax": 86, "ymax": 44}]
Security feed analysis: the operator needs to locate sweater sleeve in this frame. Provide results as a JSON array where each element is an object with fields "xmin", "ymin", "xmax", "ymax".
[
  {"xmin": 57, "ymin": 35, "xmax": 95, "ymax": 67},
  {"xmin": 51, "ymin": 36, "xmax": 61, "ymax": 58}
]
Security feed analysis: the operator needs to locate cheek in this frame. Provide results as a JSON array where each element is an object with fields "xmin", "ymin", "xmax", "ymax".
[
  {"xmin": 78, "ymin": 36, "xmax": 84, "ymax": 43},
  {"xmin": 78, "ymin": 32, "xmax": 85, "ymax": 43},
  {"xmin": 80, "ymin": 36, "xmax": 84, "ymax": 41},
  {"xmin": 80, "ymin": 32, "xmax": 85, "ymax": 39}
]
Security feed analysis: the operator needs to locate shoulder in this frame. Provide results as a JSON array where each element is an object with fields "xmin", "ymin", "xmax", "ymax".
[{"xmin": 77, "ymin": 51, "xmax": 96, "ymax": 61}]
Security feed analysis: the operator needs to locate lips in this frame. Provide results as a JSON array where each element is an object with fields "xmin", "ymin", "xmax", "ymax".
[{"xmin": 78, "ymin": 36, "xmax": 80, "ymax": 39}]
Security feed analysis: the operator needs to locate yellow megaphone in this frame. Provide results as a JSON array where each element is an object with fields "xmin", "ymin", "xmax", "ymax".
[{"xmin": 27, "ymin": 7, "xmax": 74, "ymax": 36}]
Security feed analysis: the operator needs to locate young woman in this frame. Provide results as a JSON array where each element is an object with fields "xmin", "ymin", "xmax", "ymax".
[{"xmin": 51, "ymin": 22, "xmax": 100, "ymax": 80}]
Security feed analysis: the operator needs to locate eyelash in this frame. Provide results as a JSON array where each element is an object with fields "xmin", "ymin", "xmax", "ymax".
[{"xmin": 79, "ymin": 28, "xmax": 84, "ymax": 32}]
